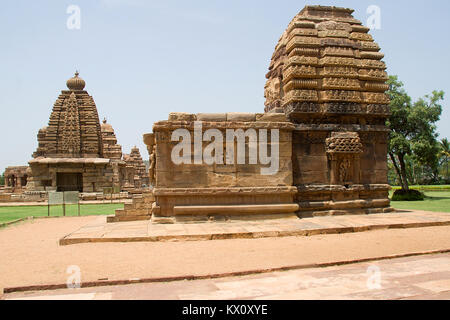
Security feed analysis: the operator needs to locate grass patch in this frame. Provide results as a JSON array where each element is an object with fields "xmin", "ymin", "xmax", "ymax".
[
  {"xmin": 0, "ymin": 203, "xmax": 123, "ymax": 224},
  {"xmin": 390, "ymin": 190, "xmax": 450, "ymax": 213},
  {"xmin": 391, "ymin": 185, "xmax": 450, "ymax": 191}
]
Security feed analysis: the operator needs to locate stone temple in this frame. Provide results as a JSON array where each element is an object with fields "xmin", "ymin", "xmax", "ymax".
[
  {"xmin": 111, "ymin": 5, "xmax": 393, "ymax": 223},
  {"xmin": 26, "ymin": 72, "xmax": 148, "ymax": 193},
  {"xmin": 3, "ymin": 166, "xmax": 28, "ymax": 193}
]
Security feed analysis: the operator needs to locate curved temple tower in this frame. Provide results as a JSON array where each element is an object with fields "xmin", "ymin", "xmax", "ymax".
[
  {"xmin": 265, "ymin": 5, "xmax": 392, "ymax": 216},
  {"xmin": 27, "ymin": 73, "xmax": 149, "ymax": 193},
  {"xmin": 112, "ymin": 5, "xmax": 392, "ymax": 222}
]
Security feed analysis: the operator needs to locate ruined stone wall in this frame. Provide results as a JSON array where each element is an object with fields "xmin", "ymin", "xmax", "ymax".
[
  {"xmin": 146, "ymin": 112, "xmax": 298, "ymax": 222},
  {"xmin": 154, "ymin": 113, "xmax": 293, "ymax": 189},
  {"xmin": 3, "ymin": 166, "xmax": 29, "ymax": 193}
]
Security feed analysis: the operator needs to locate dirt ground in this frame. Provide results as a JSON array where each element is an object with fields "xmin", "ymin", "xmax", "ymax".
[{"xmin": 1, "ymin": 216, "xmax": 450, "ymax": 290}]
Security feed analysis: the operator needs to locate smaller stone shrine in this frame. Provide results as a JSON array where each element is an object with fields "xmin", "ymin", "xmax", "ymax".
[
  {"xmin": 3, "ymin": 166, "xmax": 29, "ymax": 193},
  {"xmin": 123, "ymin": 146, "xmax": 150, "ymax": 190},
  {"xmin": 26, "ymin": 72, "xmax": 149, "ymax": 193}
]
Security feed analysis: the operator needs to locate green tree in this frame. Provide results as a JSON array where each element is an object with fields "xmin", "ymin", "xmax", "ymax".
[
  {"xmin": 440, "ymin": 138, "xmax": 450, "ymax": 180},
  {"xmin": 0, "ymin": 173, "xmax": 4, "ymax": 186},
  {"xmin": 387, "ymin": 75, "xmax": 444, "ymax": 190}
]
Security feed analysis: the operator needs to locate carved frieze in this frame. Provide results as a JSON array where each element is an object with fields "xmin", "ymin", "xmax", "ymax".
[
  {"xmin": 284, "ymin": 102, "xmax": 321, "ymax": 114},
  {"xmin": 319, "ymin": 56, "xmax": 357, "ymax": 67},
  {"xmin": 284, "ymin": 56, "xmax": 319, "ymax": 68},
  {"xmin": 362, "ymin": 92, "xmax": 390, "ymax": 104},
  {"xmin": 358, "ymin": 69, "xmax": 389, "ymax": 81},
  {"xmin": 286, "ymin": 36, "xmax": 321, "ymax": 53},
  {"xmin": 319, "ymin": 90, "xmax": 362, "ymax": 102},
  {"xmin": 321, "ymin": 77, "xmax": 361, "ymax": 90},
  {"xmin": 288, "ymin": 47, "xmax": 320, "ymax": 58},
  {"xmin": 318, "ymin": 30, "xmax": 350, "ymax": 38},
  {"xmin": 349, "ymin": 32, "xmax": 373, "ymax": 41},
  {"xmin": 326, "ymin": 132, "xmax": 363, "ymax": 154},
  {"xmin": 321, "ymin": 46, "xmax": 354, "ymax": 57},
  {"xmin": 283, "ymin": 65, "xmax": 317, "ymax": 82},
  {"xmin": 320, "ymin": 66, "xmax": 359, "ymax": 78},
  {"xmin": 284, "ymin": 79, "xmax": 319, "ymax": 92}
]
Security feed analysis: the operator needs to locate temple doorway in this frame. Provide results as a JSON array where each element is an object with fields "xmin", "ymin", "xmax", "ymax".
[{"xmin": 56, "ymin": 173, "xmax": 83, "ymax": 192}]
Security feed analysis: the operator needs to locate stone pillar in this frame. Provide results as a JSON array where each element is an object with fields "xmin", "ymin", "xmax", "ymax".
[
  {"xmin": 17, "ymin": 174, "xmax": 22, "ymax": 188},
  {"xmin": 329, "ymin": 155, "xmax": 338, "ymax": 185},
  {"xmin": 353, "ymin": 155, "xmax": 361, "ymax": 184}
]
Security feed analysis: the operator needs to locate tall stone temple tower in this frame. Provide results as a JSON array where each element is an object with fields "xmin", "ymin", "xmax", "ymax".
[
  {"xmin": 27, "ymin": 72, "xmax": 148, "ymax": 193},
  {"xmin": 264, "ymin": 6, "xmax": 391, "ymax": 216}
]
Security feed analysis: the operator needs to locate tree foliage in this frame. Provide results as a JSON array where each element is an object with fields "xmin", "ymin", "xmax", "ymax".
[
  {"xmin": 440, "ymin": 138, "xmax": 450, "ymax": 181},
  {"xmin": 387, "ymin": 75, "xmax": 444, "ymax": 190}
]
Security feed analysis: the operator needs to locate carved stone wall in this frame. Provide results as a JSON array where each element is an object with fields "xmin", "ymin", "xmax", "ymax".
[{"xmin": 111, "ymin": 112, "xmax": 299, "ymax": 223}]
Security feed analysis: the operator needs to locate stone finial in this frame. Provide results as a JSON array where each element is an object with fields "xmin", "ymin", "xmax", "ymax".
[{"xmin": 66, "ymin": 71, "xmax": 86, "ymax": 90}]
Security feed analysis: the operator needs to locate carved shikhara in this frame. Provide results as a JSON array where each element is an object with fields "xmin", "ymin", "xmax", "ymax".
[
  {"xmin": 264, "ymin": 5, "xmax": 390, "ymax": 120},
  {"xmin": 112, "ymin": 6, "xmax": 392, "ymax": 223},
  {"xmin": 27, "ymin": 73, "xmax": 149, "ymax": 193},
  {"xmin": 269, "ymin": 6, "xmax": 391, "ymax": 218}
]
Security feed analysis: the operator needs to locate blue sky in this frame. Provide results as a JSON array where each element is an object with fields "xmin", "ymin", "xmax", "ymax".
[{"xmin": 1, "ymin": 0, "xmax": 449, "ymax": 172}]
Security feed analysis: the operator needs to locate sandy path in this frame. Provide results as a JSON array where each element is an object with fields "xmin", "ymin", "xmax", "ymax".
[{"xmin": 1, "ymin": 216, "xmax": 450, "ymax": 289}]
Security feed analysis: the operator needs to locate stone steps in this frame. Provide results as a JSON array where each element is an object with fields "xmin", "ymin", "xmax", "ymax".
[
  {"xmin": 107, "ymin": 215, "xmax": 151, "ymax": 223},
  {"xmin": 115, "ymin": 208, "xmax": 150, "ymax": 217},
  {"xmin": 111, "ymin": 191, "xmax": 154, "ymax": 222}
]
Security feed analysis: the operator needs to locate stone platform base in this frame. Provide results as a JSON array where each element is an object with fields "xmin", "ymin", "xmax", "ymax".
[
  {"xmin": 60, "ymin": 210, "xmax": 450, "ymax": 245},
  {"xmin": 107, "ymin": 215, "xmax": 151, "ymax": 223},
  {"xmin": 151, "ymin": 213, "xmax": 299, "ymax": 224},
  {"xmin": 298, "ymin": 206, "xmax": 395, "ymax": 218}
]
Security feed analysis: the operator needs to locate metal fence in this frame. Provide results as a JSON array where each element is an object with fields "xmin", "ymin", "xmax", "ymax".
[{"xmin": 47, "ymin": 191, "xmax": 80, "ymax": 216}]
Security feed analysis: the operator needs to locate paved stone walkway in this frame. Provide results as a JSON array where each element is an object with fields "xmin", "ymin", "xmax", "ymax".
[
  {"xmin": 60, "ymin": 210, "xmax": 450, "ymax": 245},
  {"xmin": 5, "ymin": 253, "xmax": 450, "ymax": 300}
]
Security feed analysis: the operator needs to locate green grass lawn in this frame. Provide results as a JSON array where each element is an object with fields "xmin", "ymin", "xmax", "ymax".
[
  {"xmin": 391, "ymin": 185, "xmax": 450, "ymax": 191},
  {"xmin": 390, "ymin": 190, "xmax": 450, "ymax": 213},
  {"xmin": 0, "ymin": 203, "xmax": 123, "ymax": 224},
  {"xmin": 1, "ymin": 190, "xmax": 449, "ymax": 224}
]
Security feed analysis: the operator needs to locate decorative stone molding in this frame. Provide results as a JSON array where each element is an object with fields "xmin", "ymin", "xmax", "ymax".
[
  {"xmin": 152, "ymin": 119, "xmax": 296, "ymax": 131},
  {"xmin": 153, "ymin": 186, "xmax": 298, "ymax": 196},
  {"xmin": 325, "ymin": 132, "xmax": 363, "ymax": 154}
]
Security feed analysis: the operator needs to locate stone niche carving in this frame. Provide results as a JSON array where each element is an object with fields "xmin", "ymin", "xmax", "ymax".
[{"xmin": 326, "ymin": 132, "xmax": 362, "ymax": 185}]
